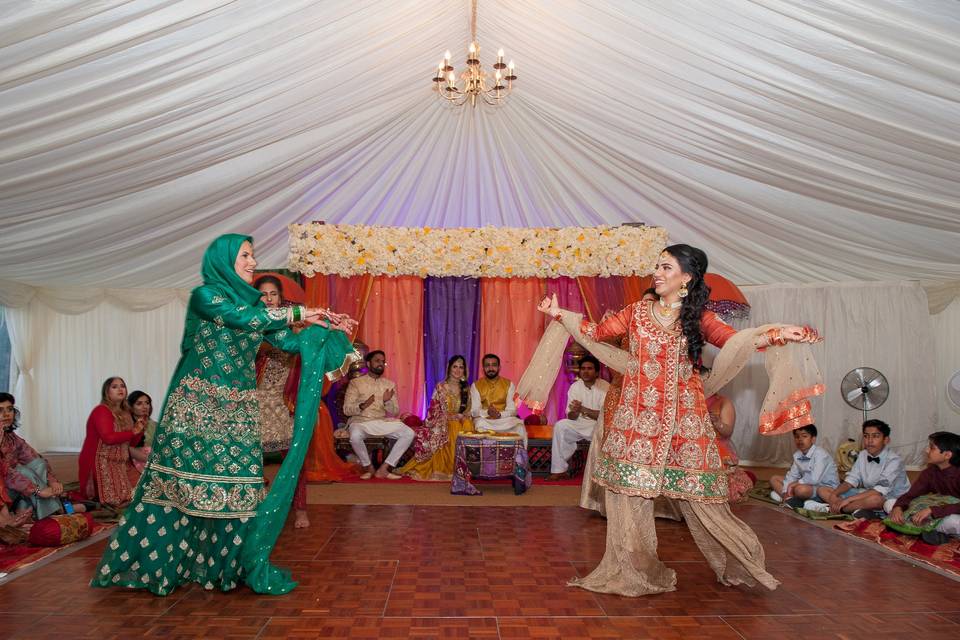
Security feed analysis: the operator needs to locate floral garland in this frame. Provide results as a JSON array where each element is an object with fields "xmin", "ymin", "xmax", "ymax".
[{"xmin": 288, "ymin": 223, "xmax": 668, "ymax": 278}]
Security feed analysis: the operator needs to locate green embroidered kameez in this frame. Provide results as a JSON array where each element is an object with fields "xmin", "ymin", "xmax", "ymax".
[{"xmin": 91, "ymin": 234, "xmax": 357, "ymax": 596}]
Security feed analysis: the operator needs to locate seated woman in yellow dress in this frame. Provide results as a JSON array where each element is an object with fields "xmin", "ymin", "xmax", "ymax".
[{"xmin": 399, "ymin": 355, "xmax": 473, "ymax": 481}]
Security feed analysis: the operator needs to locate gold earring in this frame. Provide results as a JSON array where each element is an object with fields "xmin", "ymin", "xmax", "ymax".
[{"xmin": 679, "ymin": 282, "xmax": 689, "ymax": 298}]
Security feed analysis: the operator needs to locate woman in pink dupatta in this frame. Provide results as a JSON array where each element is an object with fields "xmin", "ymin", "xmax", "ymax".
[{"xmin": 399, "ymin": 355, "xmax": 473, "ymax": 480}]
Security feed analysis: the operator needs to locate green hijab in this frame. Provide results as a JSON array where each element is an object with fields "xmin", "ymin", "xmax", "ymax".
[{"xmin": 201, "ymin": 233, "xmax": 262, "ymax": 306}]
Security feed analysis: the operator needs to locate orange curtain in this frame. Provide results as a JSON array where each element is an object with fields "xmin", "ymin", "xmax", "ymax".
[
  {"xmin": 357, "ymin": 276, "xmax": 426, "ymax": 417},
  {"xmin": 623, "ymin": 275, "xmax": 647, "ymax": 306},
  {"xmin": 577, "ymin": 276, "xmax": 626, "ymax": 323},
  {"xmin": 338, "ymin": 276, "xmax": 375, "ymax": 338},
  {"xmin": 478, "ymin": 278, "xmax": 547, "ymax": 416},
  {"xmin": 299, "ymin": 274, "xmax": 372, "ymax": 482}
]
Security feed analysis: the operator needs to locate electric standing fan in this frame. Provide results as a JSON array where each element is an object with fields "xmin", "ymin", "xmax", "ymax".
[
  {"xmin": 947, "ymin": 370, "xmax": 960, "ymax": 412},
  {"xmin": 841, "ymin": 367, "xmax": 889, "ymax": 423}
]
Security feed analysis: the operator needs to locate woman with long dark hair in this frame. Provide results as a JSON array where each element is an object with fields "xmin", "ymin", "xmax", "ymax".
[
  {"xmin": 78, "ymin": 377, "xmax": 144, "ymax": 507},
  {"xmin": 127, "ymin": 390, "xmax": 157, "ymax": 449},
  {"xmin": 399, "ymin": 354, "xmax": 473, "ymax": 480},
  {"xmin": 532, "ymin": 244, "xmax": 822, "ymax": 596}
]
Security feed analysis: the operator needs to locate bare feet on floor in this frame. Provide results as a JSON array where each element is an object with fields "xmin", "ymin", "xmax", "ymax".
[
  {"xmin": 359, "ymin": 466, "xmax": 374, "ymax": 480},
  {"xmin": 374, "ymin": 463, "xmax": 402, "ymax": 480},
  {"xmin": 294, "ymin": 509, "xmax": 310, "ymax": 529}
]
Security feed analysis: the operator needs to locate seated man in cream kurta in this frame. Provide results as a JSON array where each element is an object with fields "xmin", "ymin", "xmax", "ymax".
[
  {"xmin": 548, "ymin": 355, "xmax": 609, "ymax": 481},
  {"xmin": 343, "ymin": 350, "xmax": 415, "ymax": 480},
  {"xmin": 469, "ymin": 354, "xmax": 527, "ymax": 446}
]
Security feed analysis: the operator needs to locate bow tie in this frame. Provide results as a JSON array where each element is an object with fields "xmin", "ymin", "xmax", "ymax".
[
  {"xmin": 798, "ymin": 456, "xmax": 810, "ymax": 462},
  {"xmin": 867, "ymin": 455, "xmax": 881, "ymax": 464}
]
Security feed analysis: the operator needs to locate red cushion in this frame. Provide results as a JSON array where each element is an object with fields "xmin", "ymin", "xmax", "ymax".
[
  {"xmin": 524, "ymin": 414, "xmax": 544, "ymax": 426},
  {"xmin": 402, "ymin": 414, "xmax": 423, "ymax": 428},
  {"xmin": 28, "ymin": 512, "xmax": 94, "ymax": 547}
]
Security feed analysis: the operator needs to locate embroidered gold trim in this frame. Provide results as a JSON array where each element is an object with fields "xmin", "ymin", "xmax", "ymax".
[{"xmin": 147, "ymin": 462, "xmax": 263, "ymax": 484}]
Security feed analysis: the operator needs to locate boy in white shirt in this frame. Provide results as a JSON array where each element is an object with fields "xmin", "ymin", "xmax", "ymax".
[
  {"xmin": 818, "ymin": 419, "xmax": 910, "ymax": 519},
  {"xmin": 769, "ymin": 424, "xmax": 839, "ymax": 509}
]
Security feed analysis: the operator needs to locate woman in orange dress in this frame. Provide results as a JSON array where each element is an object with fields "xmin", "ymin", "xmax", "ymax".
[{"xmin": 537, "ymin": 243, "xmax": 822, "ymax": 596}]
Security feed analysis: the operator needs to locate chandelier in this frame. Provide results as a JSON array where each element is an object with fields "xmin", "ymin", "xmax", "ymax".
[{"xmin": 432, "ymin": 0, "xmax": 516, "ymax": 107}]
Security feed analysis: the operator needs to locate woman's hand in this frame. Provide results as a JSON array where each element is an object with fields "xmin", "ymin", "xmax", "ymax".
[
  {"xmin": 132, "ymin": 418, "xmax": 146, "ymax": 435},
  {"xmin": 537, "ymin": 293, "xmax": 560, "ymax": 316},
  {"xmin": 780, "ymin": 325, "xmax": 823, "ymax": 344},
  {"xmin": 306, "ymin": 313, "xmax": 357, "ymax": 334}
]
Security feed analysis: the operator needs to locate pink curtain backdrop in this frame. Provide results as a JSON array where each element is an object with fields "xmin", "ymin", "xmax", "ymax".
[{"xmin": 357, "ymin": 276, "xmax": 426, "ymax": 417}]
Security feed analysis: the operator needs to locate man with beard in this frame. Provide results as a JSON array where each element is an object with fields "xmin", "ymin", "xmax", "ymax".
[
  {"xmin": 547, "ymin": 355, "xmax": 609, "ymax": 481},
  {"xmin": 469, "ymin": 354, "xmax": 527, "ymax": 445},
  {"xmin": 343, "ymin": 350, "xmax": 415, "ymax": 480}
]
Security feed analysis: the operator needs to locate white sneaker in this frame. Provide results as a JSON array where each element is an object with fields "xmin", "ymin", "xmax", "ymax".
[
  {"xmin": 769, "ymin": 491, "xmax": 783, "ymax": 503},
  {"xmin": 803, "ymin": 500, "xmax": 829, "ymax": 513}
]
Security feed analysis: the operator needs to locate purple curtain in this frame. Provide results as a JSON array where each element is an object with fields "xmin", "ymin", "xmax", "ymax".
[
  {"xmin": 591, "ymin": 276, "xmax": 626, "ymax": 318},
  {"xmin": 423, "ymin": 277, "xmax": 481, "ymax": 403},
  {"xmin": 543, "ymin": 277, "xmax": 587, "ymax": 425}
]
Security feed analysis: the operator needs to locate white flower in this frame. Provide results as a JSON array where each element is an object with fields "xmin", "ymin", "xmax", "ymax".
[{"xmin": 286, "ymin": 223, "xmax": 666, "ymax": 278}]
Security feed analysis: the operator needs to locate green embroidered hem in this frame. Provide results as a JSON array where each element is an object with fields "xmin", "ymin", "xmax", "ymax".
[
  {"xmin": 592, "ymin": 457, "xmax": 729, "ymax": 503},
  {"xmin": 91, "ymin": 499, "xmax": 251, "ymax": 596},
  {"xmin": 140, "ymin": 463, "xmax": 265, "ymax": 518}
]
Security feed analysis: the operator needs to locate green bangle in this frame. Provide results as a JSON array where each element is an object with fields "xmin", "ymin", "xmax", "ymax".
[{"xmin": 293, "ymin": 306, "xmax": 302, "ymax": 322}]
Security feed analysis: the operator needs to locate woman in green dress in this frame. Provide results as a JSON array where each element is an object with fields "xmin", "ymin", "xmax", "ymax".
[{"xmin": 91, "ymin": 234, "xmax": 358, "ymax": 596}]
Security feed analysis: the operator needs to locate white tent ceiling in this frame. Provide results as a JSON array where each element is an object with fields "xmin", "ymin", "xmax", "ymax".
[{"xmin": 1, "ymin": 0, "xmax": 959, "ymax": 289}]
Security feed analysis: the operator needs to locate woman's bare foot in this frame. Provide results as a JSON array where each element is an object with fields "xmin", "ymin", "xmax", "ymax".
[{"xmin": 294, "ymin": 509, "xmax": 310, "ymax": 529}]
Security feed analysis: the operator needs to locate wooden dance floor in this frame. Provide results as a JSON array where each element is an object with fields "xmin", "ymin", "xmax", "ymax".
[{"xmin": 1, "ymin": 502, "xmax": 958, "ymax": 639}]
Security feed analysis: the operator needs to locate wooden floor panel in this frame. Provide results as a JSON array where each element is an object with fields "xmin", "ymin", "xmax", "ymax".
[{"xmin": 1, "ymin": 503, "xmax": 957, "ymax": 639}]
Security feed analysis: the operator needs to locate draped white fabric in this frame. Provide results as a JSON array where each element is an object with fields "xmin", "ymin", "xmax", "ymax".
[
  {"xmin": 2, "ymin": 300, "xmax": 187, "ymax": 452},
  {"xmin": 1, "ymin": 0, "xmax": 959, "ymax": 289},
  {"xmin": 0, "ymin": 280, "xmax": 190, "ymax": 313},
  {"xmin": 933, "ymin": 297, "xmax": 960, "ymax": 433},
  {"xmin": 716, "ymin": 281, "xmax": 935, "ymax": 468}
]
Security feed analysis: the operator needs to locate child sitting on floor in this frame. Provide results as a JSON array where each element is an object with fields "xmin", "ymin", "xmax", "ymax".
[
  {"xmin": 769, "ymin": 424, "xmax": 839, "ymax": 510},
  {"xmin": 887, "ymin": 431, "xmax": 960, "ymax": 545},
  {"xmin": 818, "ymin": 419, "xmax": 910, "ymax": 519}
]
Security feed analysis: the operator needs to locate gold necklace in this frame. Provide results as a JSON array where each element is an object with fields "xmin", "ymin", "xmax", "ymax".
[
  {"xmin": 652, "ymin": 304, "xmax": 678, "ymax": 325},
  {"xmin": 657, "ymin": 297, "xmax": 682, "ymax": 311}
]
